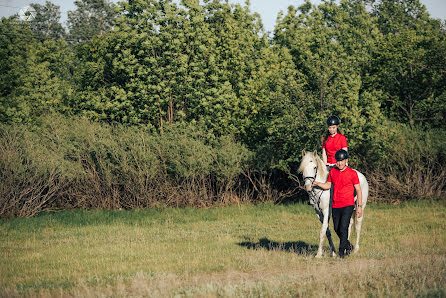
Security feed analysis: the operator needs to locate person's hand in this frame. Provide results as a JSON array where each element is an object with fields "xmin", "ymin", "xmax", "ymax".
[
  {"xmin": 312, "ymin": 181, "xmax": 318, "ymax": 188},
  {"xmin": 356, "ymin": 206, "xmax": 362, "ymax": 218}
]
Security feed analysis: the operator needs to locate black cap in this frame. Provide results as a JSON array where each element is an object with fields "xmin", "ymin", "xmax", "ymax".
[
  {"xmin": 335, "ymin": 149, "xmax": 348, "ymax": 161},
  {"xmin": 327, "ymin": 115, "xmax": 340, "ymax": 126}
]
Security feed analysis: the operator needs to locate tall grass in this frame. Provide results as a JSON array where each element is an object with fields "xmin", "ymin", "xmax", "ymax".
[{"xmin": 0, "ymin": 201, "xmax": 445, "ymax": 296}]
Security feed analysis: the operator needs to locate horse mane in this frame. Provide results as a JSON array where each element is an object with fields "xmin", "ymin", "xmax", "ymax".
[{"xmin": 298, "ymin": 151, "xmax": 328, "ymax": 180}]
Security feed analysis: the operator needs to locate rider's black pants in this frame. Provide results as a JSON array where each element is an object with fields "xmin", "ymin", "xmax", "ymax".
[{"xmin": 332, "ymin": 205, "xmax": 354, "ymax": 258}]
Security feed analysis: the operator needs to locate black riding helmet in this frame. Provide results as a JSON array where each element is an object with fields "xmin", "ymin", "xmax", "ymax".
[
  {"xmin": 326, "ymin": 115, "xmax": 340, "ymax": 126},
  {"xmin": 335, "ymin": 149, "xmax": 348, "ymax": 161}
]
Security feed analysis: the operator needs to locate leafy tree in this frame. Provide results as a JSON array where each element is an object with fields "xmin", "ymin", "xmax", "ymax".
[
  {"xmin": 74, "ymin": 0, "xmax": 272, "ymax": 138},
  {"xmin": 366, "ymin": 0, "xmax": 446, "ymax": 128},
  {"xmin": 191, "ymin": 0, "xmax": 268, "ymax": 136},
  {"xmin": 5, "ymin": 41, "xmax": 74, "ymax": 123},
  {"xmin": 30, "ymin": 1, "xmax": 65, "ymax": 41},
  {"xmin": 232, "ymin": 44, "xmax": 306, "ymax": 168},
  {"xmin": 0, "ymin": 17, "xmax": 35, "ymax": 99},
  {"xmin": 369, "ymin": 0, "xmax": 432, "ymax": 34},
  {"xmin": 67, "ymin": 0, "xmax": 117, "ymax": 43},
  {"xmin": 0, "ymin": 17, "xmax": 74, "ymax": 123},
  {"xmin": 274, "ymin": 0, "xmax": 384, "ymax": 164},
  {"xmin": 0, "ymin": 17, "xmax": 36, "ymax": 122}
]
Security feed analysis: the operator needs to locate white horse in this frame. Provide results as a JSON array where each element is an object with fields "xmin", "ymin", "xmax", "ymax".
[{"xmin": 298, "ymin": 151, "xmax": 368, "ymax": 258}]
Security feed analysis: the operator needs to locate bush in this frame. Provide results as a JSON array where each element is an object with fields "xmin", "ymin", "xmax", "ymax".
[
  {"xmin": 0, "ymin": 121, "xmax": 80, "ymax": 217},
  {"xmin": 365, "ymin": 121, "xmax": 446, "ymax": 201},
  {"xmin": 2, "ymin": 114, "xmax": 444, "ymax": 218},
  {"xmin": 0, "ymin": 115, "xmax": 256, "ymax": 218}
]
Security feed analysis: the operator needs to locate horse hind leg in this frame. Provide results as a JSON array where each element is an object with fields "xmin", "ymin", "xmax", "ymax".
[
  {"xmin": 353, "ymin": 215, "xmax": 363, "ymax": 254},
  {"xmin": 348, "ymin": 217, "xmax": 354, "ymax": 241},
  {"xmin": 344, "ymin": 216, "xmax": 355, "ymax": 256}
]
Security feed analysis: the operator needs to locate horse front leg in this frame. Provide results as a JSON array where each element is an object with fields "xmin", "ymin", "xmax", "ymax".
[
  {"xmin": 325, "ymin": 227, "xmax": 336, "ymax": 257},
  {"xmin": 315, "ymin": 210, "xmax": 330, "ymax": 258}
]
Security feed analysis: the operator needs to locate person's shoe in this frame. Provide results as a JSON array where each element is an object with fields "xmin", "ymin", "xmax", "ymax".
[{"xmin": 345, "ymin": 242, "xmax": 354, "ymax": 256}]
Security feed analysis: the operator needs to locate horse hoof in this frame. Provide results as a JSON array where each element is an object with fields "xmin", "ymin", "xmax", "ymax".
[
  {"xmin": 331, "ymin": 252, "xmax": 337, "ymax": 258},
  {"xmin": 353, "ymin": 247, "xmax": 360, "ymax": 254},
  {"xmin": 315, "ymin": 253, "xmax": 323, "ymax": 258}
]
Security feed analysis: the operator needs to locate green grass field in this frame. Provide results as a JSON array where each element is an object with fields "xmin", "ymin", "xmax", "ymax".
[{"xmin": 1, "ymin": 200, "xmax": 445, "ymax": 297}]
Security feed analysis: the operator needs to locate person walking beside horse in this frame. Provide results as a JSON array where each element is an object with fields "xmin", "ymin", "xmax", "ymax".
[{"xmin": 312, "ymin": 149, "xmax": 363, "ymax": 258}]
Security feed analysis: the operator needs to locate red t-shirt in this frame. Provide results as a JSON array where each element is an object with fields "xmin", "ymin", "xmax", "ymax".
[
  {"xmin": 327, "ymin": 167, "xmax": 359, "ymax": 208},
  {"xmin": 323, "ymin": 133, "xmax": 347, "ymax": 164}
]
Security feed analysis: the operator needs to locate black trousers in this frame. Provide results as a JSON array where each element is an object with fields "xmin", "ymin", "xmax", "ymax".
[{"xmin": 332, "ymin": 205, "xmax": 354, "ymax": 257}]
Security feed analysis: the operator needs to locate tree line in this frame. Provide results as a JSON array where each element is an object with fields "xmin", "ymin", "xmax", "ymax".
[{"xmin": 0, "ymin": 0, "xmax": 445, "ymax": 217}]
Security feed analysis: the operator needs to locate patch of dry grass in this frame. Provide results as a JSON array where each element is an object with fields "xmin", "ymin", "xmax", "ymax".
[{"xmin": 0, "ymin": 201, "xmax": 445, "ymax": 297}]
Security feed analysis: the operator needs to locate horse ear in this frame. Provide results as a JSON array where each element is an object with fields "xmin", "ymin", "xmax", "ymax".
[
  {"xmin": 313, "ymin": 150, "xmax": 318, "ymax": 157},
  {"xmin": 302, "ymin": 150, "xmax": 306, "ymax": 157}
]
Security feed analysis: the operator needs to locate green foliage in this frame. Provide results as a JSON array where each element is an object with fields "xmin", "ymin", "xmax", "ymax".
[
  {"xmin": 0, "ymin": 18, "xmax": 34, "ymax": 98},
  {"xmin": 73, "ymin": 0, "xmax": 274, "ymax": 138},
  {"xmin": 365, "ymin": 120, "xmax": 446, "ymax": 199},
  {"xmin": 239, "ymin": 46, "xmax": 309, "ymax": 170},
  {"xmin": 67, "ymin": 0, "xmax": 117, "ymax": 43},
  {"xmin": 374, "ymin": 121, "xmax": 446, "ymax": 168},
  {"xmin": 0, "ymin": 28, "xmax": 75, "ymax": 123},
  {"xmin": 367, "ymin": 0, "xmax": 446, "ymax": 128},
  {"xmin": 30, "ymin": 1, "xmax": 65, "ymax": 41}
]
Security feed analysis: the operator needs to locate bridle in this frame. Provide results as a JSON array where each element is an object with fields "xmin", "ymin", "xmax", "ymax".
[
  {"xmin": 303, "ymin": 163, "xmax": 318, "ymax": 185},
  {"xmin": 303, "ymin": 162, "xmax": 324, "ymax": 210}
]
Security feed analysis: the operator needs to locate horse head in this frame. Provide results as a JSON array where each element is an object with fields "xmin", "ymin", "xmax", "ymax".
[{"xmin": 298, "ymin": 150, "xmax": 327, "ymax": 192}]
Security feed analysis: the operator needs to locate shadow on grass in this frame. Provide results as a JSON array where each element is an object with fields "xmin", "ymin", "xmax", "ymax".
[{"xmin": 238, "ymin": 237, "xmax": 317, "ymax": 255}]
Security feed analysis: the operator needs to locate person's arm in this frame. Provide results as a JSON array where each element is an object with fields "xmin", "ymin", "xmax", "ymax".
[
  {"xmin": 354, "ymin": 183, "xmax": 362, "ymax": 218},
  {"xmin": 341, "ymin": 135, "xmax": 348, "ymax": 152},
  {"xmin": 313, "ymin": 180, "xmax": 331, "ymax": 190},
  {"xmin": 322, "ymin": 148, "xmax": 328, "ymax": 165}
]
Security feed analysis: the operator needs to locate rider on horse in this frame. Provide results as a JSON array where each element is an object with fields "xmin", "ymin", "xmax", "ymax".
[{"xmin": 322, "ymin": 116, "xmax": 348, "ymax": 170}]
